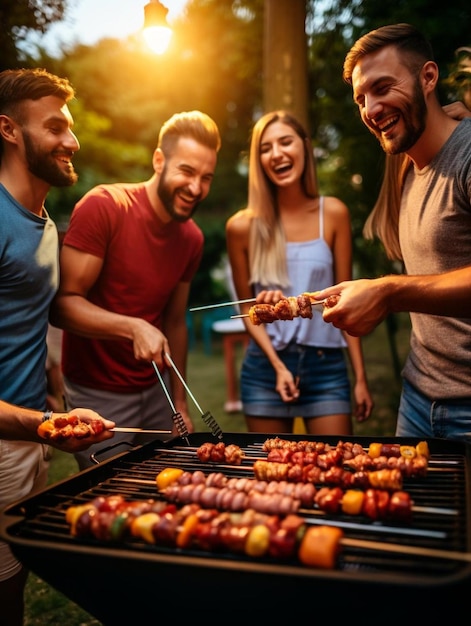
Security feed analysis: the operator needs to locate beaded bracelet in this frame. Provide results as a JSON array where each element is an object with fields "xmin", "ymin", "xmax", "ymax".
[{"xmin": 42, "ymin": 410, "xmax": 53, "ymax": 422}]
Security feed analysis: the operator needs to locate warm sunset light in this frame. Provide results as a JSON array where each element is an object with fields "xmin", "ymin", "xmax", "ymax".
[
  {"xmin": 143, "ymin": 0, "xmax": 173, "ymax": 54},
  {"xmin": 28, "ymin": 0, "xmax": 187, "ymax": 57},
  {"xmin": 143, "ymin": 24, "xmax": 172, "ymax": 54}
]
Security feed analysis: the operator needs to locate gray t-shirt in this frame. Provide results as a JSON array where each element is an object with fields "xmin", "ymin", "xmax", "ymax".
[{"xmin": 399, "ymin": 119, "xmax": 471, "ymax": 399}]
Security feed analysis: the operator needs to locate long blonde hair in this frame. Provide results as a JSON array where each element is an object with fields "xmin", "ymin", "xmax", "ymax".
[
  {"xmin": 247, "ymin": 110, "xmax": 318, "ymax": 287},
  {"xmin": 363, "ymin": 153, "xmax": 412, "ymax": 261}
]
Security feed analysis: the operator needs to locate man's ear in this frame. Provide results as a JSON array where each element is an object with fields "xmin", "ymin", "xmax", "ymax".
[
  {"xmin": 152, "ymin": 147, "xmax": 165, "ymax": 174},
  {"xmin": 421, "ymin": 60, "xmax": 439, "ymax": 94},
  {"xmin": 0, "ymin": 114, "xmax": 19, "ymax": 144}
]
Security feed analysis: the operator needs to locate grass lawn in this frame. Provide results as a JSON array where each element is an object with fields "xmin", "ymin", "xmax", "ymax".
[{"xmin": 23, "ymin": 313, "xmax": 411, "ymax": 625}]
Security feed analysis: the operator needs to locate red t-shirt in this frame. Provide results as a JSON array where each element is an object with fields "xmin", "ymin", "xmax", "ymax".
[{"xmin": 61, "ymin": 183, "xmax": 203, "ymax": 391}]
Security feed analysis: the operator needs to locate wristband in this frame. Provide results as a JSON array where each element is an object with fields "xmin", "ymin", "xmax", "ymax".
[{"xmin": 42, "ymin": 410, "xmax": 53, "ymax": 422}]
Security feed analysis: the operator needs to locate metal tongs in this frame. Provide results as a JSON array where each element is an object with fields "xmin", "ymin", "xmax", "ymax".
[
  {"xmin": 164, "ymin": 352, "xmax": 223, "ymax": 440},
  {"xmin": 152, "ymin": 360, "xmax": 190, "ymax": 445}
]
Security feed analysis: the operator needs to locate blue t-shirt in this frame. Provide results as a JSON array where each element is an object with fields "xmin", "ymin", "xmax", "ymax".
[{"xmin": 0, "ymin": 184, "xmax": 59, "ymax": 408}]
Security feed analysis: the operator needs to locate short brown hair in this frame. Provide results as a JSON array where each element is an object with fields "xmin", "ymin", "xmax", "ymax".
[
  {"xmin": 158, "ymin": 110, "xmax": 221, "ymax": 156},
  {"xmin": 0, "ymin": 67, "xmax": 75, "ymax": 117},
  {"xmin": 0, "ymin": 68, "xmax": 75, "ymax": 159},
  {"xmin": 343, "ymin": 23, "xmax": 434, "ymax": 85}
]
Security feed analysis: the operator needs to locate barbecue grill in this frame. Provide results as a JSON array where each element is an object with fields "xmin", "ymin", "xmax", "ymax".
[{"xmin": 1, "ymin": 432, "xmax": 470, "ymax": 623}]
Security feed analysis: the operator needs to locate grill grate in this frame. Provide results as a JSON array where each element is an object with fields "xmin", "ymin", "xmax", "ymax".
[
  {"xmin": 2, "ymin": 433, "xmax": 471, "ymax": 624},
  {"xmin": 3, "ymin": 436, "xmax": 469, "ymax": 579}
]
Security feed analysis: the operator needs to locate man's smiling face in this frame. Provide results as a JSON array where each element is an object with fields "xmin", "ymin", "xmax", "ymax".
[{"xmin": 352, "ymin": 46, "xmax": 427, "ymax": 155}]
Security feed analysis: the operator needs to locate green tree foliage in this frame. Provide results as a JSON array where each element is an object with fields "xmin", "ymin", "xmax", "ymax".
[
  {"xmin": 19, "ymin": 0, "xmax": 264, "ymax": 303},
  {"xmin": 305, "ymin": 0, "xmax": 471, "ymax": 277},
  {"xmin": 304, "ymin": 6, "xmax": 389, "ymax": 277},
  {"xmin": 349, "ymin": 0, "xmax": 471, "ymax": 69},
  {"xmin": 3, "ymin": 0, "xmax": 470, "ymax": 300},
  {"xmin": 0, "ymin": 0, "xmax": 68, "ymax": 70},
  {"xmin": 37, "ymin": 2, "xmax": 264, "ymax": 224}
]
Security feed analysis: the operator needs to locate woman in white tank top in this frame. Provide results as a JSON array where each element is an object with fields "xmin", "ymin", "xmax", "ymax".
[{"xmin": 226, "ymin": 111, "xmax": 373, "ymax": 434}]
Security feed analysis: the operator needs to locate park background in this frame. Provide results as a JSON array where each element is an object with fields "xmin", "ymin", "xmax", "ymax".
[{"xmin": 1, "ymin": 1, "xmax": 470, "ymax": 623}]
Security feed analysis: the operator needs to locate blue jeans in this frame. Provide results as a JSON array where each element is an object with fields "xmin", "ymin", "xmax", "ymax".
[
  {"xmin": 397, "ymin": 379, "xmax": 471, "ymax": 443},
  {"xmin": 241, "ymin": 341, "xmax": 350, "ymax": 418}
]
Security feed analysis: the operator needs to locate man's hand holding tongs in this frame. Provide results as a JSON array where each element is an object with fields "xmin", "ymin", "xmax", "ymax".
[{"xmin": 130, "ymin": 319, "xmax": 170, "ymax": 369}]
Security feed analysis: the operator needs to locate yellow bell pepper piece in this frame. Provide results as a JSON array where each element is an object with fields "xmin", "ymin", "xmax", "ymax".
[
  {"xmin": 156, "ymin": 467, "xmax": 184, "ymax": 490},
  {"xmin": 416, "ymin": 440, "xmax": 430, "ymax": 458},
  {"xmin": 130, "ymin": 512, "xmax": 160, "ymax": 543},
  {"xmin": 400, "ymin": 445, "xmax": 416, "ymax": 459}
]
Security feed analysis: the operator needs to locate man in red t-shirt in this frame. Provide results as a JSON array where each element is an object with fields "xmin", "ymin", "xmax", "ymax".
[{"xmin": 51, "ymin": 111, "xmax": 221, "ymax": 469}]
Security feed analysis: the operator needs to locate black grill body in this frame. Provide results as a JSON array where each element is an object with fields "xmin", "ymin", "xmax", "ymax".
[{"xmin": 1, "ymin": 433, "xmax": 470, "ymax": 623}]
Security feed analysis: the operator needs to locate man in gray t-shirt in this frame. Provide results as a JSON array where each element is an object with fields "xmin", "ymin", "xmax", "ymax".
[{"xmin": 315, "ymin": 24, "xmax": 471, "ymax": 442}]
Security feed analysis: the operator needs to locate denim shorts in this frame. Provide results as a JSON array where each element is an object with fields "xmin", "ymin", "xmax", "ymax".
[
  {"xmin": 240, "ymin": 342, "xmax": 351, "ymax": 418},
  {"xmin": 397, "ymin": 379, "xmax": 471, "ymax": 443}
]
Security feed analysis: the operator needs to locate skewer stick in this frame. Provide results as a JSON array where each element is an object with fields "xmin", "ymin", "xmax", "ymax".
[
  {"xmin": 189, "ymin": 298, "xmax": 256, "ymax": 312},
  {"xmin": 341, "ymin": 536, "xmax": 471, "ymax": 563},
  {"xmin": 111, "ymin": 427, "xmax": 172, "ymax": 434}
]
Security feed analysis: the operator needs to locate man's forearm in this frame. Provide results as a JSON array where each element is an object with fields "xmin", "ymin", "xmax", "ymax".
[{"xmin": 51, "ymin": 294, "xmax": 140, "ymax": 341}]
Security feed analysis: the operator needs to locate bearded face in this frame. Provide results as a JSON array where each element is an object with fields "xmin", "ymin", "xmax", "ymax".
[
  {"xmin": 22, "ymin": 126, "xmax": 78, "ymax": 187},
  {"xmin": 153, "ymin": 136, "xmax": 217, "ymax": 223},
  {"xmin": 156, "ymin": 161, "xmax": 199, "ymax": 223},
  {"xmin": 377, "ymin": 76, "xmax": 428, "ymax": 155}
]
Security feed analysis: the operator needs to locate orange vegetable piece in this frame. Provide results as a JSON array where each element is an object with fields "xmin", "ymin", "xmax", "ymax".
[
  {"xmin": 156, "ymin": 467, "xmax": 184, "ymax": 490},
  {"xmin": 65, "ymin": 503, "xmax": 95, "ymax": 536},
  {"xmin": 341, "ymin": 490, "xmax": 364, "ymax": 516},
  {"xmin": 37, "ymin": 420, "xmax": 54, "ymax": 439},
  {"xmin": 368, "ymin": 442, "xmax": 382, "ymax": 458},
  {"xmin": 416, "ymin": 441, "xmax": 430, "ymax": 458},
  {"xmin": 298, "ymin": 525, "xmax": 343, "ymax": 569},
  {"xmin": 176, "ymin": 513, "xmax": 199, "ymax": 548}
]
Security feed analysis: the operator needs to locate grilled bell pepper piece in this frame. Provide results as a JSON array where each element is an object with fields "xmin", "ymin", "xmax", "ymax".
[
  {"xmin": 400, "ymin": 445, "xmax": 416, "ymax": 459},
  {"xmin": 245, "ymin": 524, "xmax": 270, "ymax": 557},
  {"xmin": 416, "ymin": 440, "xmax": 430, "ymax": 458},
  {"xmin": 110, "ymin": 511, "xmax": 129, "ymax": 541},
  {"xmin": 368, "ymin": 442, "xmax": 382, "ymax": 458},
  {"xmin": 130, "ymin": 512, "xmax": 160, "ymax": 543},
  {"xmin": 176, "ymin": 513, "xmax": 199, "ymax": 548},
  {"xmin": 65, "ymin": 503, "xmax": 96, "ymax": 536},
  {"xmin": 156, "ymin": 467, "xmax": 184, "ymax": 490}
]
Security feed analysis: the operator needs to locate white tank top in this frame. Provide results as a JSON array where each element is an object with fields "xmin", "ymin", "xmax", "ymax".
[{"xmin": 254, "ymin": 197, "xmax": 347, "ymax": 350}]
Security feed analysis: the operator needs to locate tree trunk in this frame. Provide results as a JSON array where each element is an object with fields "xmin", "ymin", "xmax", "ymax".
[{"xmin": 263, "ymin": 0, "xmax": 309, "ymax": 129}]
